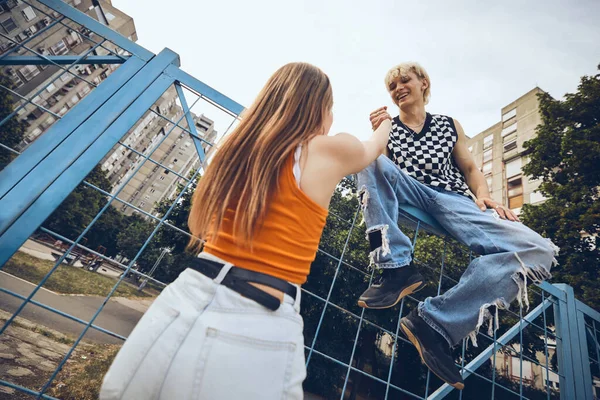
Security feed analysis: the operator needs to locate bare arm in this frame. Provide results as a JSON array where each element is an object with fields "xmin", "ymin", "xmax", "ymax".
[
  {"xmin": 452, "ymin": 119, "xmax": 519, "ymax": 221},
  {"xmin": 324, "ymin": 117, "xmax": 392, "ymax": 176}
]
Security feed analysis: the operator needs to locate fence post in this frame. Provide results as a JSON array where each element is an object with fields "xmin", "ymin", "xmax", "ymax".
[
  {"xmin": 575, "ymin": 305, "xmax": 594, "ymax": 400},
  {"xmin": 553, "ymin": 283, "xmax": 592, "ymax": 399}
]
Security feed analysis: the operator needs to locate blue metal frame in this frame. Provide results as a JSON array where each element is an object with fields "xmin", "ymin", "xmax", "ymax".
[
  {"xmin": 0, "ymin": 1, "xmax": 598, "ymax": 399},
  {"xmin": 0, "ymin": 55, "xmax": 129, "ymax": 65},
  {"xmin": 0, "ymin": 50, "xmax": 180, "ymax": 262}
]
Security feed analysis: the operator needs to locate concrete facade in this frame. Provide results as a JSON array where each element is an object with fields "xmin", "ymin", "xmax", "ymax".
[
  {"xmin": 0, "ymin": 0, "xmax": 137, "ymax": 147},
  {"xmin": 467, "ymin": 88, "xmax": 548, "ymax": 214}
]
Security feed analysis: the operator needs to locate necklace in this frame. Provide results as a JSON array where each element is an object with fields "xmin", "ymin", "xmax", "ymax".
[
  {"xmin": 403, "ymin": 116, "xmax": 426, "ymax": 129},
  {"xmin": 400, "ymin": 114, "xmax": 427, "ymax": 136}
]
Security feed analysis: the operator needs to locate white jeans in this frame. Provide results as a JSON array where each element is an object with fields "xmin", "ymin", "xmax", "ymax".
[{"xmin": 100, "ymin": 253, "xmax": 306, "ymax": 400}]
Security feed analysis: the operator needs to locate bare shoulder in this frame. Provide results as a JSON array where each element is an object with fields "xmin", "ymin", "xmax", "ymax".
[{"xmin": 309, "ymin": 133, "xmax": 364, "ymax": 161}]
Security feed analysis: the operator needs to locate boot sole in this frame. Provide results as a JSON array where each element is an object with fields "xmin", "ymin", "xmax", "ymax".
[
  {"xmin": 400, "ymin": 320, "xmax": 465, "ymax": 390},
  {"xmin": 357, "ymin": 281, "xmax": 425, "ymax": 310}
]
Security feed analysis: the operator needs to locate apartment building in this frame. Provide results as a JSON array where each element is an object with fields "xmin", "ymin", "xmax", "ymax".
[
  {"xmin": 467, "ymin": 88, "xmax": 548, "ymax": 214},
  {"xmin": 105, "ymin": 87, "xmax": 217, "ymax": 216},
  {"xmin": 0, "ymin": 0, "xmax": 137, "ymax": 148}
]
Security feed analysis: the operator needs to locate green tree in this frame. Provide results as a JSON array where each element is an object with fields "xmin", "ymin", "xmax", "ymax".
[
  {"xmin": 521, "ymin": 64, "xmax": 600, "ymax": 309},
  {"xmin": 42, "ymin": 165, "xmax": 113, "ymax": 244},
  {"xmin": 115, "ymin": 213, "xmax": 167, "ymax": 274},
  {"xmin": 154, "ymin": 172, "xmax": 199, "ymax": 254},
  {"xmin": 0, "ymin": 73, "xmax": 27, "ymax": 171},
  {"xmin": 85, "ymin": 206, "xmax": 129, "ymax": 257}
]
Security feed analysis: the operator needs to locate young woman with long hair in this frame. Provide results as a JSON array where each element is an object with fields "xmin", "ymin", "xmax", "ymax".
[{"xmin": 100, "ymin": 62, "xmax": 392, "ymax": 400}]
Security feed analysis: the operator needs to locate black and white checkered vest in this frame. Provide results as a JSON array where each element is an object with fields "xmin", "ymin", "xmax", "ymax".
[{"xmin": 388, "ymin": 113, "xmax": 471, "ymax": 198}]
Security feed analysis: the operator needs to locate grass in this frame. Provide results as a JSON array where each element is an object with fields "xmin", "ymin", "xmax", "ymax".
[
  {"xmin": 48, "ymin": 343, "xmax": 121, "ymax": 400},
  {"xmin": 3, "ymin": 251, "xmax": 150, "ymax": 298},
  {"xmin": 13, "ymin": 320, "xmax": 75, "ymax": 345},
  {"xmin": 0, "ymin": 309, "xmax": 120, "ymax": 400}
]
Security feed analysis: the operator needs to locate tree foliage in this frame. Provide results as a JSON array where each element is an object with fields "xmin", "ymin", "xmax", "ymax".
[
  {"xmin": 0, "ymin": 72, "xmax": 27, "ymax": 172},
  {"xmin": 521, "ymin": 64, "xmax": 600, "ymax": 309},
  {"xmin": 43, "ymin": 165, "xmax": 113, "ymax": 246}
]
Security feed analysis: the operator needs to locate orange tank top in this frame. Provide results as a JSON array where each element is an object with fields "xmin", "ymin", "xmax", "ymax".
[{"xmin": 203, "ymin": 151, "xmax": 329, "ymax": 284}]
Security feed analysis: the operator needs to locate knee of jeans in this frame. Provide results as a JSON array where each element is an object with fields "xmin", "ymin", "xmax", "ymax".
[{"xmin": 515, "ymin": 232, "xmax": 559, "ymax": 268}]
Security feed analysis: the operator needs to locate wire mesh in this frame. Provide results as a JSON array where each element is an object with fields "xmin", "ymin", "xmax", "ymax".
[{"xmin": 0, "ymin": 1, "xmax": 598, "ymax": 399}]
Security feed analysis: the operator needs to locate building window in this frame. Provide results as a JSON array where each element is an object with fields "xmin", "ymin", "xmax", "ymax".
[
  {"xmin": 483, "ymin": 135, "xmax": 493, "ymax": 149},
  {"xmin": 159, "ymin": 175, "xmax": 165, "ymax": 181},
  {"xmin": 501, "ymin": 122, "xmax": 517, "ymax": 137},
  {"xmin": 7, "ymin": 68, "xmax": 23, "ymax": 87},
  {"xmin": 149, "ymin": 188, "xmax": 156, "ymax": 194},
  {"xmin": 482, "ymin": 161, "xmax": 492, "ymax": 175},
  {"xmin": 19, "ymin": 65, "xmax": 40, "ymax": 81},
  {"xmin": 504, "ymin": 139, "xmax": 517, "ymax": 153},
  {"xmin": 530, "ymin": 190, "xmax": 547, "ymax": 204},
  {"xmin": 507, "ymin": 176, "xmax": 524, "ymax": 209},
  {"xmin": 67, "ymin": 95, "xmax": 80, "ymax": 107},
  {"xmin": 505, "ymin": 157, "xmax": 522, "ymax": 178},
  {"xmin": 14, "ymin": 32, "xmax": 28, "ymax": 43},
  {"xmin": 486, "ymin": 176, "xmax": 493, "ymax": 191},
  {"xmin": 139, "ymin": 201, "xmax": 146, "ymax": 208},
  {"xmin": 468, "ymin": 145, "xmax": 473, "ymax": 153},
  {"xmin": 163, "ymin": 169, "xmax": 170, "ymax": 175},
  {"xmin": 502, "ymin": 108, "xmax": 517, "ymax": 122},
  {"xmin": 1, "ymin": 17, "xmax": 18, "ymax": 33},
  {"xmin": 511, "ymin": 357, "xmax": 532, "ymax": 380},
  {"xmin": 483, "ymin": 149, "xmax": 493, "ymax": 163},
  {"xmin": 21, "ymin": 6, "xmax": 37, "ymax": 21},
  {"xmin": 50, "ymin": 40, "xmax": 69, "ymax": 55}
]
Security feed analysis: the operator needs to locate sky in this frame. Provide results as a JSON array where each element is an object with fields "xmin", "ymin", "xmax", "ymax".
[{"xmin": 113, "ymin": 0, "xmax": 600, "ymax": 139}]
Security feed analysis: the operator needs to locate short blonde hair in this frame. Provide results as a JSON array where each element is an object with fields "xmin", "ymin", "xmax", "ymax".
[{"xmin": 384, "ymin": 62, "xmax": 431, "ymax": 105}]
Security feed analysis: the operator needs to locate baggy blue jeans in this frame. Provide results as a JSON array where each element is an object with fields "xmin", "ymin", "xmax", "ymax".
[{"xmin": 356, "ymin": 156, "xmax": 558, "ymax": 346}]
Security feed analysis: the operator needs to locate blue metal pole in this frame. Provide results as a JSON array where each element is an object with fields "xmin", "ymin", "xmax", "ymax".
[
  {"xmin": 429, "ymin": 299, "xmax": 553, "ymax": 399},
  {"xmin": 553, "ymin": 284, "xmax": 577, "ymax": 400},
  {"xmin": 0, "ymin": 49, "xmax": 180, "ymax": 256},
  {"xmin": 0, "ymin": 55, "xmax": 129, "ymax": 65},
  {"xmin": 0, "ymin": 55, "xmax": 146, "ymax": 201},
  {"xmin": 174, "ymin": 83, "xmax": 206, "ymax": 162}
]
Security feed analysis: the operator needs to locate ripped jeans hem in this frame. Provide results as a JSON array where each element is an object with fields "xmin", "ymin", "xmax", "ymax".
[
  {"xmin": 418, "ymin": 302, "xmax": 454, "ymax": 347},
  {"xmin": 374, "ymin": 258, "xmax": 412, "ymax": 269}
]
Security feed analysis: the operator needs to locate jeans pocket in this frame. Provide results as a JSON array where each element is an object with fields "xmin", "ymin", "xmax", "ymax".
[
  {"xmin": 100, "ymin": 300, "xmax": 180, "ymax": 400},
  {"xmin": 193, "ymin": 328, "xmax": 298, "ymax": 400}
]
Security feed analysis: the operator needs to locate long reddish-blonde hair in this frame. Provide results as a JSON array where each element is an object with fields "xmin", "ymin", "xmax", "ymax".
[{"xmin": 187, "ymin": 62, "xmax": 333, "ymax": 251}]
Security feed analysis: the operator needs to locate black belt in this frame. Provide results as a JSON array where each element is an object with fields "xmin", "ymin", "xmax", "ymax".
[{"xmin": 189, "ymin": 257, "xmax": 297, "ymax": 311}]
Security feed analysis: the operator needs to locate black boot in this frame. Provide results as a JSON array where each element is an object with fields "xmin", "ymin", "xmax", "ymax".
[
  {"xmin": 357, "ymin": 263, "xmax": 425, "ymax": 309},
  {"xmin": 400, "ymin": 309, "xmax": 464, "ymax": 390}
]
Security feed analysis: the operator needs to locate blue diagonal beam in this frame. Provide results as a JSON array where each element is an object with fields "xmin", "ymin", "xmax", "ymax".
[
  {"xmin": 428, "ymin": 298, "xmax": 554, "ymax": 400},
  {"xmin": 175, "ymin": 83, "xmax": 206, "ymax": 163},
  {"xmin": 0, "ymin": 55, "xmax": 129, "ymax": 65},
  {"xmin": 165, "ymin": 64, "xmax": 244, "ymax": 116},
  {"xmin": 576, "ymin": 299, "xmax": 600, "ymax": 323}
]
